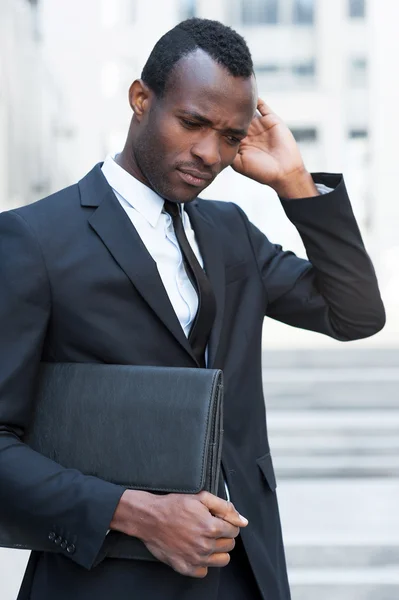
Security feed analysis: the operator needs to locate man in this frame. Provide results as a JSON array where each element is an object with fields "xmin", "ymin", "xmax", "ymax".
[{"xmin": 0, "ymin": 17, "xmax": 384, "ymax": 600}]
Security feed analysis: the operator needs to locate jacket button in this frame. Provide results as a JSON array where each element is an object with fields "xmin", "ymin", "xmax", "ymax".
[
  {"xmin": 66, "ymin": 544, "xmax": 76, "ymax": 555},
  {"xmin": 54, "ymin": 536, "xmax": 63, "ymax": 546},
  {"xmin": 60, "ymin": 541, "xmax": 67, "ymax": 550},
  {"xmin": 48, "ymin": 532, "xmax": 56, "ymax": 541}
]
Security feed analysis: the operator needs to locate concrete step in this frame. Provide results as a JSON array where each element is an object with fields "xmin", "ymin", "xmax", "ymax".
[
  {"xmin": 262, "ymin": 348, "xmax": 399, "ymax": 369},
  {"xmin": 271, "ymin": 435, "xmax": 399, "ymax": 455},
  {"xmin": 273, "ymin": 455, "xmax": 399, "ymax": 478},
  {"xmin": 289, "ymin": 567, "xmax": 399, "ymax": 585},
  {"xmin": 267, "ymin": 410, "xmax": 399, "ymax": 431},
  {"xmin": 285, "ymin": 543, "xmax": 399, "ymax": 569},
  {"xmin": 263, "ymin": 368, "xmax": 399, "ymax": 382},
  {"xmin": 262, "ymin": 367, "xmax": 399, "ymax": 410},
  {"xmin": 287, "ymin": 542, "xmax": 399, "ymax": 600},
  {"xmin": 268, "ymin": 411, "xmax": 399, "ymax": 477},
  {"xmin": 290, "ymin": 581, "xmax": 399, "ymax": 600},
  {"xmin": 263, "ymin": 380, "xmax": 399, "ymax": 411}
]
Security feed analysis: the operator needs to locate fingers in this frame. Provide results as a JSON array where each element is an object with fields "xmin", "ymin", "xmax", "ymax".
[
  {"xmin": 213, "ymin": 519, "xmax": 240, "ymax": 541},
  {"xmin": 257, "ymin": 97, "xmax": 274, "ymax": 117},
  {"xmin": 198, "ymin": 492, "xmax": 248, "ymax": 527},
  {"xmin": 207, "ymin": 552, "xmax": 231, "ymax": 568},
  {"xmin": 176, "ymin": 540, "xmax": 235, "ymax": 576},
  {"xmin": 191, "ymin": 566, "xmax": 209, "ymax": 579},
  {"xmin": 214, "ymin": 537, "xmax": 236, "ymax": 554},
  {"xmin": 178, "ymin": 554, "xmax": 231, "ymax": 575}
]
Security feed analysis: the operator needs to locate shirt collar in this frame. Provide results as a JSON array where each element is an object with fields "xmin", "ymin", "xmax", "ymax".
[{"xmin": 101, "ymin": 154, "xmax": 165, "ymax": 228}]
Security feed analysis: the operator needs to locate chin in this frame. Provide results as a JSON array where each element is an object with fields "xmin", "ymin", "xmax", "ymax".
[{"xmin": 161, "ymin": 187, "xmax": 200, "ymax": 204}]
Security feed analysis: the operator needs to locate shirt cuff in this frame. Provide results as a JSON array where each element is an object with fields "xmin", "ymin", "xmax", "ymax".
[{"xmin": 315, "ymin": 183, "xmax": 334, "ymax": 195}]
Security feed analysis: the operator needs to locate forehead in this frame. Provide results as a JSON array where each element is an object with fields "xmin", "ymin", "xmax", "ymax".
[{"xmin": 162, "ymin": 49, "xmax": 257, "ymax": 127}]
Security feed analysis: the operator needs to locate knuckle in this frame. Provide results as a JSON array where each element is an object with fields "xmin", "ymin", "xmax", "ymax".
[
  {"xmin": 209, "ymin": 522, "xmax": 222, "ymax": 537},
  {"xmin": 178, "ymin": 561, "xmax": 207, "ymax": 579},
  {"xmin": 201, "ymin": 539, "xmax": 214, "ymax": 555},
  {"xmin": 173, "ymin": 560, "xmax": 191, "ymax": 576}
]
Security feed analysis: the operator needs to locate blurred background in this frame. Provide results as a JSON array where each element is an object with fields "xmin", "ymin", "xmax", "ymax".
[{"xmin": 0, "ymin": 0, "xmax": 398, "ymax": 598}]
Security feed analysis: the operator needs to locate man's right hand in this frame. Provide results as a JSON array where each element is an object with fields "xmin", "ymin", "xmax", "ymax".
[{"xmin": 110, "ymin": 489, "xmax": 248, "ymax": 578}]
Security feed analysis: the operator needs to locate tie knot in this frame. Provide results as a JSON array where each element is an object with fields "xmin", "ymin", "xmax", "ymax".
[{"xmin": 163, "ymin": 200, "xmax": 180, "ymax": 220}]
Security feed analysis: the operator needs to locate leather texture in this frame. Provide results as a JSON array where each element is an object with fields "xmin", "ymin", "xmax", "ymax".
[{"xmin": 0, "ymin": 363, "xmax": 223, "ymax": 561}]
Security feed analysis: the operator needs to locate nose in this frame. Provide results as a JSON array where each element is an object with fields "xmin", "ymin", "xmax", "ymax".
[{"xmin": 191, "ymin": 133, "xmax": 221, "ymax": 168}]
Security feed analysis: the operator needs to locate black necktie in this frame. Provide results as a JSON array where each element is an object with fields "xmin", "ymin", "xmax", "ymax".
[{"xmin": 164, "ymin": 201, "xmax": 216, "ymax": 368}]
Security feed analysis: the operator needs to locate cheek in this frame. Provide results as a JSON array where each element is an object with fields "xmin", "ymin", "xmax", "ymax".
[
  {"xmin": 220, "ymin": 144, "xmax": 240, "ymax": 169},
  {"xmin": 156, "ymin": 119, "xmax": 188, "ymax": 159}
]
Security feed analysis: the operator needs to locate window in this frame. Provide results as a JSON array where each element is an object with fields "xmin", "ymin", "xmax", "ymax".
[
  {"xmin": 292, "ymin": 60, "xmax": 315, "ymax": 77},
  {"xmin": 349, "ymin": 0, "xmax": 365, "ymax": 18},
  {"xmin": 293, "ymin": 0, "xmax": 314, "ymax": 24},
  {"xmin": 180, "ymin": 0, "xmax": 196, "ymax": 20},
  {"xmin": 255, "ymin": 60, "xmax": 315, "ymax": 89},
  {"xmin": 349, "ymin": 129, "xmax": 368, "ymax": 139},
  {"xmin": 255, "ymin": 61, "xmax": 316, "ymax": 90},
  {"xmin": 255, "ymin": 64, "xmax": 280, "ymax": 74},
  {"xmin": 241, "ymin": 0, "xmax": 278, "ymax": 25},
  {"xmin": 291, "ymin": 128, "xmax": 318, "ymax": 143},
  {"xmin": 235, "ymin": 0, "xmax": 315, "ymax": 26},
  {"xmin": 349, "ymin": 57, "xmax": 367, "ymax": 87}
]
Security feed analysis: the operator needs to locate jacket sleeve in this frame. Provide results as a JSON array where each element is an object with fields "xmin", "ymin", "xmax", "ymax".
[
  {"xmin": 0, "ymin": 210, "xmax": 125, "ymax": 570},
  {"xmin": 236, "ymin": 174, "xmax": 385, "ymax": 341}
]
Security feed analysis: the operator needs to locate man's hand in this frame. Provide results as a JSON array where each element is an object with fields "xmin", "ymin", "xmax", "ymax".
[
  {"xmin": 232, "ymin": 98, "xmax": 319, "ymax": 198},
  {"xmin": 110, "ymin": 489, "xmax": 248, "ymax": 578}
]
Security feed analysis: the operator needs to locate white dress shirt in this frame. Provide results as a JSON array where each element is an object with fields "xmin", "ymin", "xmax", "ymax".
[{"xmin": 102, "ymin": 155, "xmax": 202, "ymax": 339}]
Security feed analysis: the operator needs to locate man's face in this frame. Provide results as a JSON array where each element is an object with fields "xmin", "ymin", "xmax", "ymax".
[{"xmin": 133, "ymin": 50, "xmax": 257, "ymax": 203}]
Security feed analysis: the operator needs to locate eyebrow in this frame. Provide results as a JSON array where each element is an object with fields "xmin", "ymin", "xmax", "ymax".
[{"xmin": 178, "ymin": 110, "xmax": 248, "ymax": 137}]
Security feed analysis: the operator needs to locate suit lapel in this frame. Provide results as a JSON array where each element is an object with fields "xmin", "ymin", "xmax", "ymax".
[
  {"xmin": 186, "ymin": 201, "xmax": 226, "ymax": 368},
  {"xmin": 79, "ymin": 165, "xmax": 197, "ymax": 364}
]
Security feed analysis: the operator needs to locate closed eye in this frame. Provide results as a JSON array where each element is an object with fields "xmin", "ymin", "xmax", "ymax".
[
  {"xmin": 180, "ymin": 118, "xmax": 201, "ymax": 129},
  {"xmin": 226, "ymin": 135, "xmax": 241, "ymax": 146},
  {"xmin": 180, "ymin": 117, "xmax": 242, "ymax": 145}
]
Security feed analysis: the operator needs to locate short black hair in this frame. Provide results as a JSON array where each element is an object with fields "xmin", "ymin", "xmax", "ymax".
[{"xmin": 141, "ymin": 18, "xmax": 254, "ymax": 97}]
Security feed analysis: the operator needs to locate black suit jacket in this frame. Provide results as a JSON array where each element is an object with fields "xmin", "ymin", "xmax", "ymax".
[{"xmin": 0, "ymin": 165, "xmax": 384, "ymax": 600}]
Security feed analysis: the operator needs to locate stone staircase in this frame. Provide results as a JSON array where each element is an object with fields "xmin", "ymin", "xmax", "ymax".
[{"xmin": 262, "ymin": 348, "xmax": 399, "ymax": 600}]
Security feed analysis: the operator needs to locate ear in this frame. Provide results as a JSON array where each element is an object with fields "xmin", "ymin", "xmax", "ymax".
[{"xmin": 128, "ymin": 79, "xmax": 152, "ymax": 122}]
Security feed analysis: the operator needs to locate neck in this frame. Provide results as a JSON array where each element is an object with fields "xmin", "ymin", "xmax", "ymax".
[{"xmin": 115, "ymin": 144, "xmax": 151, "ymax": 190}]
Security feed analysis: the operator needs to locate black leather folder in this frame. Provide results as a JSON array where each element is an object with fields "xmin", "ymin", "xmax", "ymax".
[{"xmin": 0, "ymin": 363, "xmax": 224, "ymax": 562}]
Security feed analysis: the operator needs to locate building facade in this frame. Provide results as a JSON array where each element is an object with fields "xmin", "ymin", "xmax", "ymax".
[
  {"xmin": 0, "ymin": 0, "xmax": 70, "ymax": 210},
  {"xmin": 43, "ymin": 0, "xmax": 372, "ymax": 244}
]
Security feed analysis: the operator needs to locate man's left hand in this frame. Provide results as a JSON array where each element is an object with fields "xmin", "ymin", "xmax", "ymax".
[{"xmin": 232, "ymin": 98, "xmax": 318, "ymax": 199}]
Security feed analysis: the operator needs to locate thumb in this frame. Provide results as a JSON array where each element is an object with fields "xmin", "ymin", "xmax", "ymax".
[
  {"xmin": 198, "ymin": 492, "xmax": 248, "ymax": 527},
  {"xmin": 231, "ymin": 151, "xmax": 244, "ymax": 174}
]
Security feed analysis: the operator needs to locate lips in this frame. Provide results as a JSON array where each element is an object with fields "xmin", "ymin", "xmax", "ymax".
[{"xmin": 177, "ymin": 169, "xmax": 213, "ymax": 187}]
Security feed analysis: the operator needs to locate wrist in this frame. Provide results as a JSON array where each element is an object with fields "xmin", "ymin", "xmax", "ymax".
[
  {"xmin": 271, "ymin": 168, "xmax": 319, "ymax": 199},
  {"xmin": 110, "ymin": 489, "xmax": 156, "ymax": 540}
]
